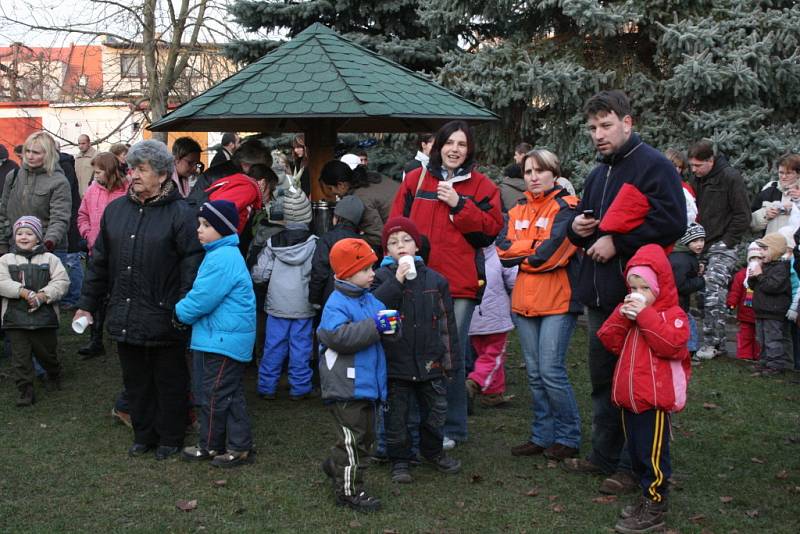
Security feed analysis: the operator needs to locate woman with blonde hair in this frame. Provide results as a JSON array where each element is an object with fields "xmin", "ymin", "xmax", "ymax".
[{"xmin": 0, "ymin": 131, "xmax": 71, "ymax": 254}]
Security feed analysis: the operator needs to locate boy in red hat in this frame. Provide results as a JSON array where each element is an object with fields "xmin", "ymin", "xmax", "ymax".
[{"xmin": 317, "ymin": 238, "xmax": 392, "ymax": 512}]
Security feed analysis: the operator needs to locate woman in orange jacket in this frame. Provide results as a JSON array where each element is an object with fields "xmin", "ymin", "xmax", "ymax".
[{"xmin": 496, "ymin": 149, "xmax": 583, "ymax": 461}]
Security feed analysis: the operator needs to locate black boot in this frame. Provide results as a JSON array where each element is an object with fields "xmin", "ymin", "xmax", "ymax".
[
  {"xmin": 16, "ymin": 384, "xmax": 35, "ymax": 407},
  {"xmin": 78, "ymin": 325, "xmax": 105, "ymax": 359}
]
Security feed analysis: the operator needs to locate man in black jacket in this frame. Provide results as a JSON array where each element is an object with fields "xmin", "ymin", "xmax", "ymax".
[
  {"xmin": 688, "ymin": 140, "xmax": 751, "ymax": 360},
  {"xmin": 0, "ymin": 144, "xmax": 19, "ymax": 193},
  {"xmin": 55, "ymin": 152, "xmax": 84, "ymax": 310}
]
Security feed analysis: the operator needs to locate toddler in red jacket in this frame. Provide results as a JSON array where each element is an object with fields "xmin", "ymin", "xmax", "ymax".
[
  {"xmin": 726, "ymin": 241, "xmax": 765, "ymax": 360},
  {"xmin": 597, "ymin": 244, "xmax": 690, "ymax": 534}
]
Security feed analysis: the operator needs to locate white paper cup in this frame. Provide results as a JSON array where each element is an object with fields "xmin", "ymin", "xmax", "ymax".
[
  {"xmin": 399, "ymin": 255, "xmax": 417, "ymax": 280},
  {"xmin": 629, "ymin": 293, "xmax": 646, "ymax": 305},
  {"xmin": 72, "ymin": 316, "xmax": 89, "ymax": 334},
  {"xmin": 377, "ymin": 310, "xmax": 398, "ymax": 334}
]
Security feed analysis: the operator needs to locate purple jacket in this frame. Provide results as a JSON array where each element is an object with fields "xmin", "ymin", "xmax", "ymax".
[{"xmin": 469, "ymin": 245, "xmax": 517, "ymax": 335}]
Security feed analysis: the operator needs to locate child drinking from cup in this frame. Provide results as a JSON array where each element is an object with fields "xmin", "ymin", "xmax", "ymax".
[
  {"xmin": 0, "ymin": 216, "xmax": 69, "ymax": 406},
  {"xmin": 597, "ymin": 244, "xmax": 691, "ymax": 534},
  {"xmin": 371, "ymin": 217, "xmax": 461, "ymax": 484}
]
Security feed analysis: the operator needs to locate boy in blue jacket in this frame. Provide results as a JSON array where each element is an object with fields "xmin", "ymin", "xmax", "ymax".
[
  {"xmin": 174, "ymin": 200, "xmax": 257, "ymax": 468},
  {"xmin": 318, "ymin": 238, "xmax": 392, "ymax": 512}
]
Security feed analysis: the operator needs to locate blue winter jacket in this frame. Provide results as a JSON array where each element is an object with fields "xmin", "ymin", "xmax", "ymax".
[
  {"xmin": 175, "ymin": 233, "xmax": 256, "ymax": 362},
  {"xmin": 317, "ymin": 279, "xmax": 387, "ymax": 402}
]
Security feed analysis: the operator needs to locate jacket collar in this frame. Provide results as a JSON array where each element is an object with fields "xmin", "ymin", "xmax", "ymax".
[
  {"xmin": 202, "ymin": 233, "xmax": 239, "ymax": 252},
  {"xmin": 128, "ymin": 178, "xmax": 178, "ymax": 206},
  {"xmin": 11, "ymin": 243, "xmax": 46, "ymax": 259},
  {"xmin": 334, "ymin": 278, "xmax": 369, "ymax": 297},
  {"xmin": 597, "ymin": 133, "xmax": 643, "ymax": 165},
  {"xmin": 523, "ymin": 185, "xmax": 566, "ymax": 204}
]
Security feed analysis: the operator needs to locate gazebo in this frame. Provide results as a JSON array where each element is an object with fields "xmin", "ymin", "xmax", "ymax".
[{"xmin": 149, "ymin": 23, "xmax": 498, "ymax": 199}]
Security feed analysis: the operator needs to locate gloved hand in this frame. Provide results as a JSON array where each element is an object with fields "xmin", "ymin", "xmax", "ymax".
[
  {"xmin": 787, "ymin": 308, "xmax": 798, "ymax": 322},
  {"xmin": 374, "ymin": 310, "xmax": 398, "ymax": 334},
  {"xmin": 171, "ymin": 309, "xmax": 189, "ymax": 332}
]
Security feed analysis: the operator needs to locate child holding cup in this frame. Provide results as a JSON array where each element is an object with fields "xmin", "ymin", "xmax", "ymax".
[{"xmin": 372, "ymin": 216, "xmax": 461, "ymax": 484}]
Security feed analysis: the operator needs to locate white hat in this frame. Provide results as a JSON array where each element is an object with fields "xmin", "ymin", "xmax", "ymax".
[{"xmin": 340, "ymin": 153, "xmax": 361, "ymax": 170}]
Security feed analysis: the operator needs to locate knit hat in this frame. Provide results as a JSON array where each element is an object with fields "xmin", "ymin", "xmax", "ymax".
[
  {"xmin": 778, "ymin": 225, "xmax": 796, "ymax": 250},
  {"xmin": 747, "ymin": 240, "xmax": 765, "ymax": 261},
  {"xmin": 330, "ymin": 238, "xmax": 377, "ymax": 280},
  {"xmin": 334, "ymin": 195, "xmax": 365, "ymax": 225},
  {"xmin": 340, "ymin": 153, "xmax": 361, "ymax": 170},
  {"xmin": 283, "ymin": 187, "xmax": 312, "ymax": 223},
  {"xmin": 382, "ymin": 216, "xmax": 422, "ymax": 252},
  {"xmin": 199, "ymin": 200, "xmax": 239, "ymax": 236},
  {"xmin": 13, "ymin": 216, "xmax": 44, "ymax": 243},
  {"xmin": 678, "ymin": 222, "xmax": 705, "ymax": 246},
  {"xmin": 758, "ymin": 233, "xmax": 787, "ymax": 262},
  {"xmin": 627, "ymin": 265, "xmax": 660, "ymax": 297}
]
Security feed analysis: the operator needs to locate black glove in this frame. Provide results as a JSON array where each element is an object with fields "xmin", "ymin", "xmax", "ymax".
[{"xmin": 171, "ymin": 309, "xmax": 189, "ymax": 332}]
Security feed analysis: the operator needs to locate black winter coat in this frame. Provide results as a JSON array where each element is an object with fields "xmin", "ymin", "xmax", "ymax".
[
  {"xmin": 691, "ymin": 155, "xmax": 750, "ymax": 250},
  {"xmin": 58, "ymin": 153, "xmax": 83, "ymax": 253},
  {"xmin": 750, "ymin": 260, "xmax": 792, "ymax": 320},
  {"xmin": 77, "ymin": 184, "xmax": 203, "ymax": 346},
  {"xmin": 668, "ymin": 248, "xmax": 705, "ymax": 311},
  {"xmin": 371, "ymin": 260, "xmax": 460, "ymax": 381},
  {"xmin": 309, "ymin": 220, "xmax": 362, "ymax": 306},
  {"xmin": 0, "ymin": 158, "xmax": 18, "ymax": 194}
]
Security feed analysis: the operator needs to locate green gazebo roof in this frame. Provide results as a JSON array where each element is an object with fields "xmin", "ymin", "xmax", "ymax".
[{"xmin": 149, "ymin": 23, "xmax": 497, "ymax": 133}]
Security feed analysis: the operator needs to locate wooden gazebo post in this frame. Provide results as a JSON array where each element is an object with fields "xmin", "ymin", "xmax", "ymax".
[{"xmin": 304, "ymin": 119, "xmax": 337, "ymax": 201}]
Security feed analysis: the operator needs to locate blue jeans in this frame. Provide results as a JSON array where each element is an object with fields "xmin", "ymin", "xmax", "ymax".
[
  {"xmin": 54, "ymin": 251, "xmax": 84, "ymax": 307},
  {"xmin": 587, "ymin": 307, "xmax": 632, "ymax": 475},
  {"xmin": 443, "ymin": 298, "xmax": 475, "ymax": 443},
  {"xmin": 516, "ymin": 313, "xmax": 581, "ymax": 449}
]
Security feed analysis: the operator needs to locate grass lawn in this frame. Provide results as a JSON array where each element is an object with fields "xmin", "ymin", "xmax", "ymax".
[{"xmin": 1, "ymin": 320, "xmax": 799, "ymax": 533}]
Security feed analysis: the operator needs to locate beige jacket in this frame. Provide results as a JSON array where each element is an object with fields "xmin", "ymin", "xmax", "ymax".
[
  {"xmin": 74, "ymin": 147, "xmax": 97, "ymax": 195},
  {"xmin": 0, "ymin": 249, "xmax": 70, "ymax": 322}
]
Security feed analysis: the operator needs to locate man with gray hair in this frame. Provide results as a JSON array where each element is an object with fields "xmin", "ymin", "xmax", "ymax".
[{"xmin": 74, "ymin": 134, "xmax": 96, "ymax": 195}]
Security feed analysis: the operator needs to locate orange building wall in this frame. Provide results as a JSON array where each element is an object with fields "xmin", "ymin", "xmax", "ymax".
[
  {"xmin": 0, "ymin": 116, "xmax": 43, "ymax": 163},
  {"xmin": 142, "ymin": 130, "xmax": 210, "ymax": 167}
]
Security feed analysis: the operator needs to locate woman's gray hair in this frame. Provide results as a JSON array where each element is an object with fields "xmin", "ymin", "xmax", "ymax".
[{"xmin": 126, "ymin": 139, "xmax": 174, "ymax": 176}]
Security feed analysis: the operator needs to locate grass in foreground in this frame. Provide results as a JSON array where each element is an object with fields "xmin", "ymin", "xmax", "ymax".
[{"xmin": 1, "ymin": 322, "xmax": 799, "ymax": 533}]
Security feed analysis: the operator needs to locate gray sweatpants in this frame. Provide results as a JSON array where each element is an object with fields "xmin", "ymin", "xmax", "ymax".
[{"xmin": 755, "ymin": 319, "xmax": 793, "ymax": 370}]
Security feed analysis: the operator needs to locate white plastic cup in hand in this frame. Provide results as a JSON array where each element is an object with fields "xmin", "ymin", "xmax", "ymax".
[
  {"xmin": 72, "ymin": 316, "xmax": 90, "ymax": 334},
  {"xmin": 623, "ymin": 292, "xmax": 646, "ymax": 320},
  {"xmin": 399, "ymin": 255, "xmax": 417, "ymax": 280}
]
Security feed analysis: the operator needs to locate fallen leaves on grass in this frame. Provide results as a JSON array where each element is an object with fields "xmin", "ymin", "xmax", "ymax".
[
  {"xmin": 349, "ymin": 519, "xmax": 362, "ymax": 528},
  {"xmin": 383, "ymin": 529, "xmax": 399, "ymax": 534},
  {"xmin": 470, "ymin": 474, "xmax": 482, "ymax": 484},
  {"xmin": 550, "ymin": 504, "xmax": 565, "ymax": 513},
  {"xmin": 745, "ymin": 509, "xmax": 760, "ymax": 519},
  {"xmin": 525, "ymin": 488, "xmax": 540, "ymax": 497},
  {"xmin": 702, "ymin": 402, "xmax": 720, "ymax": 409},
  {"xmin": 688, "ymin": 514, "xmax": 705, "ymax": 524},
  {"xmin": 455, "ymin": 501, "xmax": 465, "ymax": 508},
  {"xmin": 720, "ymin": 496, "xmax": 733, "ymax": 503},
  {"xmin": 751, "ymin": 457, "xmax": 765, "ymax": 464},
  {"xmin": 176, "ymin": 499, "xmax": 198, "ymax": 512},
  {"xmin": 212, "ymin": 480, "xmax": 227, "ymax": 487},
  {"xmin": 592, "ymin": 495, "xmax": 618, "ymax": 504},
  {"xmin": 775, "ymin": 470, "xmax": 789, "ymax": 480}
]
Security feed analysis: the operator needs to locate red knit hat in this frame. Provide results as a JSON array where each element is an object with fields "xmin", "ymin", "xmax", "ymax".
[
  {"xmin": 382, "ymin": 216, "xmax": 422, "ymax": 252},
  {"xmin": 330, "ymin": 238, "xmax": 378, "ymax": 280}
]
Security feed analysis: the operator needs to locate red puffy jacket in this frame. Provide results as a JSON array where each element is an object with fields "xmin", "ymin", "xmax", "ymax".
[
  {"xmin": 390, "ymin": 166, "xmax": 503, "ymax": 299},
  {"xmin": 726, "ymin": 267, "xmax": 756, "ymax": 323},
  {"xmin": 597, "ymin": 244, "xmax": 691, "ymax": 413}
]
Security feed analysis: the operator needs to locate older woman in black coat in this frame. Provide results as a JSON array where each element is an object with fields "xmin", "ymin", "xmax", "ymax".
[{"xmin": 74, "ymin": 139, "xmax": 202, "ymax": 460}]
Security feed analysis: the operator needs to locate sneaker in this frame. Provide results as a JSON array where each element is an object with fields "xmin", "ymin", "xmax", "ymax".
[
  {"xmin": 335, "ymin": 490, "xmax": 381, "ymax": 513},
  {"xmin": 181, "ymin": 446, "xmax": 219, "ymax": 461},
  {"xmin": 78, "ymin": 342, "xmax": 106, "ymax": 359},
  {"xmin": 391, "ymin": 461, "xmax": 413, "ymax": 484},
  {"xmin": 128, "ymin": 443, "xmax": 155, "ymax": 457},
  {"xmin": 511, "ymin": 442, "xmax": 546, "ymax": 457},
  {"xmin": 16, "ymin": 384, "xmax": 35, "ymax": 407},
  {"xmin": 155, "ymin": 445, "xmax": 181, "ymax": 460},
  {"xmin": 614, "ymin": 497, "xmax": 667, "ymax": 533},
  {"xmin": 442, "ymin": 437, "xmax": 456, "ymax": 450},
  {"xmin": 561, "ymin": 457, "xmax": 605, "ymax": 475},
  {"xmin": 600, "ymin": 471, "xmax": 640, "ymax": 495},
  {"xmin": 479, "ymin": 393, "xmax": 514, "ymax": 407},
  {"xmin": 211, "ymin": 449, "xmax": 255, "ymax": 468},
  {"xmin": 619, "ymin": 495, "xmax": 647, "ymax": 519},
  {"xmin": 426, "ymin": 454, "xmax": 461, "ymax": 474},
  {"xmin": 695, "ymin": 345, "xmax": 719, "ymax": 360},
  {"xmin": 543, "ymin": 443, "xmax": 579, "ymax": 461},
  {"xmin": 111, "ymin": 408, "xmax": 133, "ymax": 428}
]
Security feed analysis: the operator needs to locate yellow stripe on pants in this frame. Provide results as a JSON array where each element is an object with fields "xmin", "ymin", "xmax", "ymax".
[{"xmin": 648, "ymin": 410, "xmax": 665, "ymax": 502}]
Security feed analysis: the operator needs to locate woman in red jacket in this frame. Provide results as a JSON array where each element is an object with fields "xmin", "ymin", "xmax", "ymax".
[{"xmin": 390, "ymin": 120, "xmax": 504, "ymax": 446}]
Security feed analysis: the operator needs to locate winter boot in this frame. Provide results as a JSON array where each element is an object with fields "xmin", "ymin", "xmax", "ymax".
[
  {"xmin": 614, "ymin": 496, "xmax": 668, "ymax": 533},
  {"xmin": 335, "ymin": 490, "xmax": 382, "ymax": 512},
  {"xmin": 78, "ymin": 325, "xmax": 105, "ymax": 359},
  {"xmin": 391, "ymin": 461, "xmax": 413, "ymax": 483},
  {"xmin": 16, "ymin": 384, "xmax": 35, "ymax": 407}
]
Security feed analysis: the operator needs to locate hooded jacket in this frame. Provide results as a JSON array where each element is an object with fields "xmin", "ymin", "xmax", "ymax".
[
  {"xmin": 0, "ymin": 162, "xmax": 72, "ymax": 252},
  {"xmin": 468, "ymin": 245, "xmax": 517, "ymax": 335},
  {"xmin": 497, "ymin": 187, "xmax": 582, "ymax": 317},
  {"xmin": 78, "ymin": 180, "xmax": 130, "ymax": 253},
  {"xmin": 390, "ymin": 165, "xmax": 503, "ymax": 300},
  {"xmin": 317, "ymin": 278, "xmax": 388, "ymax": 402},
  {"xmin": 597, "ymin": 244, "xmax": 691, "ymax": 413},
  {"xmin": 175, "ymin": 233, "xmax": 256, "ymax": 363},
  {"xmin": 749, "ymin": 259, "xmax": 792, "ymax": 320},
  {"xmin": 691, "ymin": 155, "xmax": 750, "ymax": 250},
  {"xmin": 251, "ymin": 224, "xmax": 317, "ymax": 319},
  {"xmin": 726, "ymin": 267, "xmax": 756, "ymax": 323},
  {"xmin": 668, "ymin": 243, "xmax": 704, "ymax": 312},
  {"xmin": 372, "ymin": 257, "xmax": 460, "ymax": 380},
  {"xmin": 567, "ymin": 134, "xmax": 687, "ymax": 312}
]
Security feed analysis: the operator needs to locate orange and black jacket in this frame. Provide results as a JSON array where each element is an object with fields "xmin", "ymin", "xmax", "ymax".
[{"xmin": 496, "ymin": 186, "xmax": 582, "ymax": 317}]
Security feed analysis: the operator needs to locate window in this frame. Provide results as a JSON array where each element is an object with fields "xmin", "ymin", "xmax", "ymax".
[{"xmin": 120, "ymin": 54, "xmax": 143, "ymax": 78}]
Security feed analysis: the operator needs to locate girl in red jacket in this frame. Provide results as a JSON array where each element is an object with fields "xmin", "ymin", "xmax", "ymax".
[
  {"xmin": 726, "ymin": 241, "xmax": 765, "ymax": 360},
  {"xmin": 597, "ymin": 244, "xmax": 690, "ymax": 534}
]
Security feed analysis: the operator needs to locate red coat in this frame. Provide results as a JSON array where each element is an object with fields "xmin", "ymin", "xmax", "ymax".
[
  {"xmin": 597, "ymin": 244, "xmax": 691, "ymax": 413},
  {"xmin": 205, "ymin": 173, "xmax": 263, "ymax": 234},
  {"xmin": 390, "ymin": 166, "xmax": 503, "ymax": 299},
  {"xmin": 726, "ymin": 268, "xmax": 756, "ymax": 323}
]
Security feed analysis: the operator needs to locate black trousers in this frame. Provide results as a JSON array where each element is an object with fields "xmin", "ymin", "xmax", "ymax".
[
  {"xmin": 623, "ymin": 408, "xmax": 671, "ymax": 502},
  {"xmin": 327, "ymin": 400, "xmax": 375, "ymax": 497},
  {"xmin": 385, "ymin": 378, "xmax": 448, "ymax": 461},
  {"xmin": 118, "ymin": 343, "xmax": 189, "ymax": 447},
  {"xmin": 7, "ymin": 328, "xmax": 60, "ymax": 388},
  {"xmin": 197, "ymin": 351, "xmax": 252, "ymax": 452}
]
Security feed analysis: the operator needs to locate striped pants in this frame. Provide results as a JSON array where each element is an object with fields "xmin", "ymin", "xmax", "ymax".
[
  {"xmin": 622, "ymin": 408, "xmax": 671, "ymax": 503},
  {"xmin": 327, "ymin": 400, "xmax": 375, "ymax": 497}
]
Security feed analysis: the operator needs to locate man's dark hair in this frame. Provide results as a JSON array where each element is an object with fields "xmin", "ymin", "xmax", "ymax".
[
  {"xmin": 356, "ymin": 150, "xmax": 368, "ymax": 158},
  {"xmin": 14, "ymin": 144, "xmax": 22, "ymax": 156},
  {"xmin": 687, "ymin": 140, "xmax": 715, "ymax": 161},
  {"xmin": 221, "ymin": 132, "xmax": 237, "ymax": 147},
  {"xmin": 515, "ymin": 142, "xmax": 532, "ymax": 154},
  {"xmin": 428, "ymin": 120, "xmax": 475, "ymax": 172},
  {"xmin": 417, "ymin": 132, "xmax": 434, "ymax": 148},
  {"xmin": 584, "ymin": 90, "xmax": 632, "ymax": 119},
  {"xmin": 172, "ymin": 136, "xmax": 201, "ymax": 159},
  {"xmin": 233, "ymin": 139, "xmax": 272, "ymax": 167}
]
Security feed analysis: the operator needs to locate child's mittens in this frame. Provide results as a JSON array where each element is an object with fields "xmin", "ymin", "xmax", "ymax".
[
  {"xmin": 787, "ymin": 307, "xmax": 798, "ymax": 322},
  {"xmin": 373, "ymin": 310, "xmax": 399, "ymax": 334}
]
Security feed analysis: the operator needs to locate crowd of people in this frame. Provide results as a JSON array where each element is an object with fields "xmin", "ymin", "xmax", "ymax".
[{"xmin": 1, "ymin": 88, "xmax": 799, "ymax": 533}]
